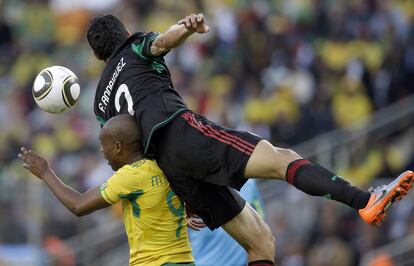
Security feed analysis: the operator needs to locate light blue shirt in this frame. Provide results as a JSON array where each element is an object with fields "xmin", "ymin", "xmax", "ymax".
[{"xmin": 189, "ymin": 180, "xmax": 265, "ymax": 266}]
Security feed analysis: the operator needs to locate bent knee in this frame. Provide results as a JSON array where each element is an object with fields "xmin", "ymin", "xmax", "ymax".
[
  {"xmin": 246, "ymin": 140, "xmax": 302, "ymax": 179},
  {"xmin": 274, "ymin": 147, "xmax": 301, "ymax": 162},
  {"xmin": 268, "ymin": 147, "xmax": 301, "ymax": 178}
]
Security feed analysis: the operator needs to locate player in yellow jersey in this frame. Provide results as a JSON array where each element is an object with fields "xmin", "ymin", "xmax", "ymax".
[{"xmin": 18, "ymin": 114, "xmax": 198, "ymax": 266}]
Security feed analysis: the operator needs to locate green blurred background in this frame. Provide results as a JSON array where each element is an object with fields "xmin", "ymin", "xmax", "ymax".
[{"xmin": 1, "ymin": 0, "xmax": 414, "ymax": 265}]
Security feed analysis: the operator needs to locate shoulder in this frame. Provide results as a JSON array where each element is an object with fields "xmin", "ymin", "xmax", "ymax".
[
  {"xmin": 117, "ymin": 160, "xmax": 147, "ymax": 175},
  {"xmin": 110, "ymin": 159, "xmax": 167, "ymax": 189},
  {"xmin": 119, "ymin": 159, "xmax": 162, "ymax": 175},
  {"xmin": 131, "ymin": 32, "xmax": 159, "ymax": 41},
  {"xmin": 128, "ymin": 32, "xmax": 157, "ymax": 48},
  {"xmin": 133, "ymin": 159, "xmax": 164, "ymax": 175},
  {"xmin": 107, "ymin": 161, "xmax": 148, "ymax": 187},
  {"xmin": 130, "ymin": 32, "xmax": 163, "ymax": 59}
]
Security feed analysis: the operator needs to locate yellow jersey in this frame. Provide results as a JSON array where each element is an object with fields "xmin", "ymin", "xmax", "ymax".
[{"xmin": 100, "ymin": 159, "xmax": 193, "ymax": 266}]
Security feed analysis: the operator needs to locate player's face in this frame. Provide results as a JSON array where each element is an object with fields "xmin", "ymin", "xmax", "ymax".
[{"xmin": 99, "ymin": 133, "xmax": 120, "ymax": 171}]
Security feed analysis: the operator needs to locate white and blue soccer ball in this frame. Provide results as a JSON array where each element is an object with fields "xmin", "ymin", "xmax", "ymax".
[{"xmin": 32, "ymin": 66, "xmax": 80, "ymax": 114}]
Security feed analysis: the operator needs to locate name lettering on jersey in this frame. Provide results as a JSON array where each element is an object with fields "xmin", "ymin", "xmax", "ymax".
[
  {"xmin": 151, "ymin": 175, "xmax": 167, "ymax": 187},
  {"xmin": 98, "ymin": 57, "xmax": 127, "ymax": 113}
]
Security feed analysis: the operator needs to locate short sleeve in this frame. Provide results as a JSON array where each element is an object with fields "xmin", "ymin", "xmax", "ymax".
[
  {"xmin": 240, "ymin": 180, "xmax": 265, "ymax": 218},
  {"xmin": 131, "ymin": 32, "xmax": 169, "ymax": 59},
  {"xmin": 100, "ymin": 169, "xmax": 137, "ymax": 205},
  {"xmin": 100, "ymin": 179, "xmax": 119, "ymax": 205}
]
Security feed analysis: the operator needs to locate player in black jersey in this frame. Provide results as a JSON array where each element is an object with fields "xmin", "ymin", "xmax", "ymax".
[{"xmin": 87, "ymin": 13, "xmax": 414, "ymax": 266}]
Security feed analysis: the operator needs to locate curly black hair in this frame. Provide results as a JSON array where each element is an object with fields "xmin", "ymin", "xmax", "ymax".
[{"xmin": 86, "ymin": 15, "xmax": 129, "ymax": 61}]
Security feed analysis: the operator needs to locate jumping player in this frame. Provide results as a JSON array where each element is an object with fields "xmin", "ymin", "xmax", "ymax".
[
  {"xmin": 87, "ymin": 13, "xmax": 414, "ymax": 266},
  {"xmin": 18, "ymin": 115, "xmax": 195, "ymax": 266}
]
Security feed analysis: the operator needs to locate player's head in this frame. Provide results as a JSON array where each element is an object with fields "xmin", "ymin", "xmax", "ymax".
[
  {"xmin": 99, "ymin": 114, "xmax": 143, "ymax": 170},
  {"xmin": 86, "ymin": 14, "xmax": 129, "ymax": 61}
]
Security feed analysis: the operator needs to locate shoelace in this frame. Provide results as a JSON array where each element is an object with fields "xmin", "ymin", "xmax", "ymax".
[{"xmin": 368, "ymin": 185, "xmax": 386, "ymax": 193}]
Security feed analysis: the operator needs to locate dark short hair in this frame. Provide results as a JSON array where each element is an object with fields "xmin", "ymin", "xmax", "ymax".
[{"xmin": 86, "ymin": 15, "xmax": 129, "ymax": 61}]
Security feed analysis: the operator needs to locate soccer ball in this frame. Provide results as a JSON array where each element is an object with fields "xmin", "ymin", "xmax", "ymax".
[{"xmin": 32, "ymin": 66, "xmax": 80, "ymax": 114}]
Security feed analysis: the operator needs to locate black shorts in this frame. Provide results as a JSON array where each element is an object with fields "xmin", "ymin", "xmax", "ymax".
[{"xmin": 152, "ymin": 111, "xmax": 262, "ymax": 229}]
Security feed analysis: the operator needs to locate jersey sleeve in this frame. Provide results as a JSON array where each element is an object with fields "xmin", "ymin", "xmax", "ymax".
[
  {"xmin": 100, "ymin": 168, "xmax": 140, "ymax": 205},
  {"xmin": 131, "ymin": 32, "xmax": 169, "ymax": 59},
  {"xmin": 240, "ymin": 180, "xmax": 265, "ymax": 218}
]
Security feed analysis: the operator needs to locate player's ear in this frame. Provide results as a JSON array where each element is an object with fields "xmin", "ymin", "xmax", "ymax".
[{"xmin": 115, "ymin": 141, "xmax": 122, "ymax": 154}]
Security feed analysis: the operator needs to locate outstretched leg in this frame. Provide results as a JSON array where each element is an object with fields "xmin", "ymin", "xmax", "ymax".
[
  {"xmin": 244, "ymin": 140, "xmax": 414, "ymax": 225},
  {"xmin": 222, "ymin": 203, "xmax": 275, "ymax": 265}
]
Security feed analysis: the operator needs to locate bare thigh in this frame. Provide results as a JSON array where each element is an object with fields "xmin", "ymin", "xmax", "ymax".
[
  {"xmin": 222, "ymin": 202, "xmax": 275, "ymax": 261},
  {"xmin": 244, "ymin": 140, "xmax": 302, "ymax": 180}
]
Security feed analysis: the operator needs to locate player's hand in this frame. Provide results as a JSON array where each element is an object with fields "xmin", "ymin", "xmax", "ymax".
[
  {"xmin": 18, "ymin": 147, "xmax": 50, "ymax": 179},
  {"xmin": 178, "ymin": 13, "xmax": 210, "ymax": 34},
  {"xmin": 187, "ymin": 214, "xmax": 206, "ymax": 231},
  {"xmin": 185, "ymin": 204, "xmax": 206, "ymax": 231}
]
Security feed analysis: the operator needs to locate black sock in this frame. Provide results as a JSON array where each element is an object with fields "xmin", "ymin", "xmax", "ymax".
[
  {"xmin": 286, "ymin": 159, "xmax": 370, "ymax": 210},
  {"xmin": 248, "ymin": 260, "xmax": 274, "ymax": 266}
]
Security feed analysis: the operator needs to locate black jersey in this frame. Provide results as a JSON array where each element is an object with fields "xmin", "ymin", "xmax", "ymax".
[{"xmin": 94, "ymin": 32, "xmax": 187, "ymax": 154}]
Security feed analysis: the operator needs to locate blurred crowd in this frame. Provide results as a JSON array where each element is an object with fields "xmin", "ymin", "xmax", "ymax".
[{"xmin": 1, "ymin": 0, "xmax": 414, "ymax": 265}]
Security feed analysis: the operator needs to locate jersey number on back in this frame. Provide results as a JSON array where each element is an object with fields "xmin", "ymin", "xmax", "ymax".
[
  {"xmin": 121, "ymin": 188, "xmax": 185, "ymax": 238},
  {"xmin": 119, "ymin": 190, "xmax": 144, "ymax": 217},
  {"xmin": 115, "ymin": 84, "xmax": 134, "ymax": 115},
  {"xmin": 166, "ymin": 189, "xmax": 185, "ymax": 238}
]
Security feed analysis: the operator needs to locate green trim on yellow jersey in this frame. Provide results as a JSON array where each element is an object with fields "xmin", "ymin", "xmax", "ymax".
[{"xmin": 100, "ymin": 182, "xmax": 115, "ymax": 204}]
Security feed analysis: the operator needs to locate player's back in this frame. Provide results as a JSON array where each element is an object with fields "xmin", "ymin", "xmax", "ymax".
[
  {"xmin": 100, "ymin": 159, "xmax": 193, "ymax": 266},
  {"xmin": 94, "ymin": 32, "xmax": 188, "ymax": 154}
]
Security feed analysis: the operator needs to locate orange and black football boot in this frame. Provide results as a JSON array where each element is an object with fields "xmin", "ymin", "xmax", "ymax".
[{"xmin": 359, "ymin": 171, "xmax": 414, "ymax": 225}]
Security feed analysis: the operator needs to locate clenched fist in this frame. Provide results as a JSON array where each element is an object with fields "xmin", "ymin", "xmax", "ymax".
[{"xmin": 178, "ymin": 13, "xmax": 210, "ymax": 34}]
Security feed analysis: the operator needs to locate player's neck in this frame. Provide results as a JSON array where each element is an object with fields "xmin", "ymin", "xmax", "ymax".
[{"xmin": 126, "ymin": 153, "xmax": 145, "ymax": 165}]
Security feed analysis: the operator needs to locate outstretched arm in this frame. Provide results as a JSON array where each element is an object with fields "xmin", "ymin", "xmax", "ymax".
[
  {"xmin": 18, "ymin": 147, "xmax": 110, "ymax": 216},
  {"xmin": 151, "ymin": 13, "xmax": 210, "ymax": 56}
]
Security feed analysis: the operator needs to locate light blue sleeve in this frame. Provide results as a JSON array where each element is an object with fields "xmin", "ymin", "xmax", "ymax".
[{"xmin": 239, "ymin": 180, "xmax": 265, "ymax": 218}]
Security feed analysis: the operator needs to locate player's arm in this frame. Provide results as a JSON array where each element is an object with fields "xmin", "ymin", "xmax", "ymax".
[
  {"xmin": 18, "ymin": 147, "xmax": 110, "ymax": 216},
  {"xmin": 150, "ymin": 13, "xmax": 210, "ymax": 56}
]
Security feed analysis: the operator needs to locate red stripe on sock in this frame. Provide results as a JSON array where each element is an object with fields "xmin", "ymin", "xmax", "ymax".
[
  {"xmin": 287, "ymin": 161, "xmax": 299, "ymax": 183},
  {"xmin": 286, "ymin": 159, "xmax": 311, "ymax": 185},
  {"xmin": 182, "ymin": 113, "xmax": 252, "ymax": 156}
]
